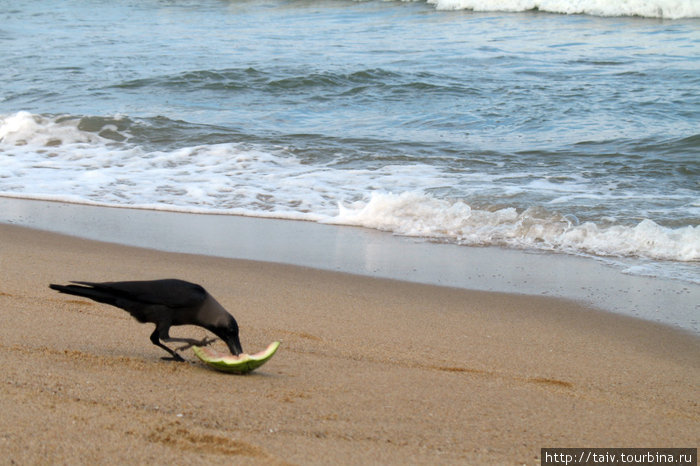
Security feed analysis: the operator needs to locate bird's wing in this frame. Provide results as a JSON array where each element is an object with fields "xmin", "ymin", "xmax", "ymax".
[{"xmin": 70, "ymin": 279, "xmax": 207, "ymax": 308}]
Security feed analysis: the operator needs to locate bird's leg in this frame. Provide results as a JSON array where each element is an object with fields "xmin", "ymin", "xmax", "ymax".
[
  {"xmin": 150, "ymin": 327, "xmax": 185, "ymax": 362},
  {"xmin": 164, "ymin": 336, "xmax": 219, "ymax": 351}
]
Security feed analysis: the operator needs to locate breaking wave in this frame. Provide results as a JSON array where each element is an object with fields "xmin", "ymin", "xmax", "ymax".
[
  {"xmin": 2, "ymin": 111, "xmax": 698, "ymax": 275},
  {"xmin": 423, "ymin": 0, "xmax": 700, "ymax": 19},
  {"xmin": 333, "ymin": 191, "xmax": 699, "ymax": 263}
]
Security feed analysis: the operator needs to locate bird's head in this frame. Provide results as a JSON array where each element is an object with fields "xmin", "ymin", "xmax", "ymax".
[{"xmin": 212, "ymin": 318, "xmax": 243, "ymax": 356}]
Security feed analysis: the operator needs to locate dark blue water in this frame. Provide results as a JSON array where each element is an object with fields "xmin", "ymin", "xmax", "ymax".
[{"xmin": 1, "ymin": 0, "xmax": 698, "ymax": 282}]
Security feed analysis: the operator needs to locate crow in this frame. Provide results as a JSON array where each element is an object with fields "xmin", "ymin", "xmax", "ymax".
[{"xmin": 49, "ymin": 279, "xmax": 243, "ymax": 361}]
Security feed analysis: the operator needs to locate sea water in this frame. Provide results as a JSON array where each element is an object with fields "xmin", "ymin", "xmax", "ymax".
[{"xmin": 1, "ymin": 0, "xmax": 698, "ymax": 284}]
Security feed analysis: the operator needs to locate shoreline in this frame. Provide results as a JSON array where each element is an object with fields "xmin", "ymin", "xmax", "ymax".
[
  {"xmin": 1, "ymin": 196, "xmax": 698, "ymax": 335},
  {"xmin": 0, "ymin": 218, "xmax": 698, "ymax": 464}
]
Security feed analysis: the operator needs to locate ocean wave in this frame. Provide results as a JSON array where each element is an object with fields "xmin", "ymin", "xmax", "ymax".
[
  {"xmin": 1, "ymin": 111, "xmax": 698, "ymax": 270},
  {"xmin": 110, "ymin": 66, "xmax": 467, "ymax": 103},
  {"xmin": 331, "ymin": 191, "xmax": 700, "ymax": 262},
  {"xmin": 0, "ymin": 111, "xmax": 115, "ymax": 146},
  {"xmin": 423, "ymin": 0, "xmax": 700, "ymax": 19}
]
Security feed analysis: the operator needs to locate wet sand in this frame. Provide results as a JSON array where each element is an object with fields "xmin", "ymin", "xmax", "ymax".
[
  {"xmin": 1, "ymin": 222, "xmax": 698, "ymax": 464},
  {"xmin": 2, "ymin": 197, "xmax": 698, "ymax": 334}
]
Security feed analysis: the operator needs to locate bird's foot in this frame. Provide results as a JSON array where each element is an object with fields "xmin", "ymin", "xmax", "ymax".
[
  {"xmin": 175, "ymin": 336, "xmax": 218, "ymax": 351},
  {"xmin": 199, "ymin": 336, "xmax": 218, "ymax": 347}
]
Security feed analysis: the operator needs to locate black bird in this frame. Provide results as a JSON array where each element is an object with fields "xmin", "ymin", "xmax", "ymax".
[{"xmin": 49, "ymin": 279, "xmax": 243, "ymax": 361}]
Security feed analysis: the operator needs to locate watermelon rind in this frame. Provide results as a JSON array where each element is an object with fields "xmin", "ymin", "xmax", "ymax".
[{"xmin": 192, "ymin": 341, "xmax": 280, "ymax": 373}]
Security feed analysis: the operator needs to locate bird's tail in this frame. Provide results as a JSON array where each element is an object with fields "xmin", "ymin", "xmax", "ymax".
[{"xmin": 49, "ymin": 283, "xmax": 121, "ymax": 307}]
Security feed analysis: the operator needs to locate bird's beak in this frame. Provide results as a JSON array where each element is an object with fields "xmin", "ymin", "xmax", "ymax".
[{"xmin": 227, "ymin": 337, "xmax": 243, "ymax": 356}]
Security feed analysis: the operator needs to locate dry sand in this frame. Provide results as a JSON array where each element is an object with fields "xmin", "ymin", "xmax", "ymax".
[{"xmin": 0, "ymin": 223, "xmax": 698, "ymax": 465}]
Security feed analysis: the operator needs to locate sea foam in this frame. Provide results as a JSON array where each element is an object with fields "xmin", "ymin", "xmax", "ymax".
[
  {"xmin": 425, "ymin": 0, "xmax": 700, "ymax": 19},
  {"xmin": 332, "ymin": 191, "xmax": 700, "ymax": 263},
  {"xmin": 1, "ymin": 112, "xmax": 698, "ymax": 277},
  {"xmin": 0, "ymin": 111, "xmax": 106, "ymax": 146}
]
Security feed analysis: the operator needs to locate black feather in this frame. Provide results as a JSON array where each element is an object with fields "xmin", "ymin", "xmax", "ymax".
[{"xmin": 49, "ymin": 279, "xmax": 243, "ymax": 361}]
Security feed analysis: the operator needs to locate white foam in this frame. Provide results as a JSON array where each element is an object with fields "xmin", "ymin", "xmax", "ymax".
[
  {"xmin": 0, "ymin": 112, "xmax": 105, "ymax": 146},
  {"xmin": 1, "ymin": 112, "xmax": 698, "ymax": 278},
  {"xmin": 1, "ymin": 112, "xmax": 457, "ymax": 221},
  {"xmin": 425, "ymin": 0, "xmax": 700, "ymax": 19},
  {"xmin": 331, "ymin": 191, "xmax": 700, "ymax": 262}
]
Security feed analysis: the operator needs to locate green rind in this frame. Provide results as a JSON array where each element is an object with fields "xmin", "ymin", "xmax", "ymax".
[{"xmin": 192, "ymin": 341, "xmax": 280, "ymax": 374}]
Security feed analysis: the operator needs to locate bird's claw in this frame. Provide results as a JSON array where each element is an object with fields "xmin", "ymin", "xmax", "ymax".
[
  {"xmin": 199, "ymin": 336, "xmax": 218, "ymax": 347},
  {"xmin": 175, "ymin": 336, "xmax": 218, "ymax": 352}
]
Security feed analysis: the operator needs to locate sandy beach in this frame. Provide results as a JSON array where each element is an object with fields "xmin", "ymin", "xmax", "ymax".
[{"xmin": 1, "ymin": 221, "xmax": 698, "ymax": 464}]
